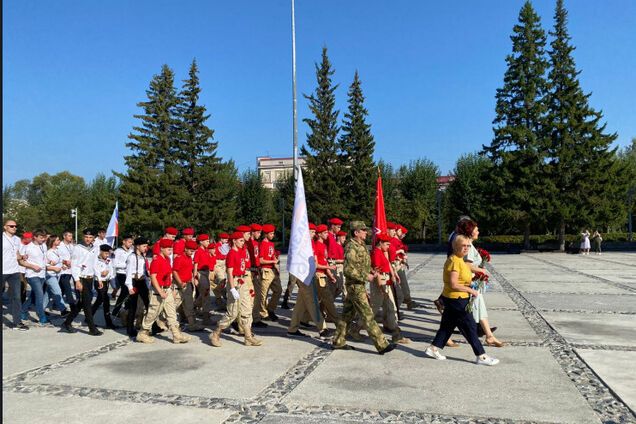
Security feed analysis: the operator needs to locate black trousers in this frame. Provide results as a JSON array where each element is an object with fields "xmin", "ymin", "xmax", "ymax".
[
  {"xmin": 432, "ymin": 296, "xmax": 485, "ymax": 356},
  {"xmin": 64, "ymin": 277, "xmax": 97, "ymax": 331},
  {"xmin": 3, "ymin": 273, "xmax": 22, "ymax": 326},
  {"xmin": 58, "ymin": 274, "xmax": 77, "ymax": 307},
  {"xmin": 126, "ymin": 278, "xmax": 149, "ymax": 336},
  {"xmin": 91, "ymin": 280, "xmax": 113, "ymax": 326},
  {"xmin": 112, "ymin": 274, "xmax": 128, "ymax": 316}
]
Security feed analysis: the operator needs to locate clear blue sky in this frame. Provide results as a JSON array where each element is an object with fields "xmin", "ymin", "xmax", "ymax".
[{"xmin": 3, "ymin": 0, "xmax": 635, "ymax": 185}]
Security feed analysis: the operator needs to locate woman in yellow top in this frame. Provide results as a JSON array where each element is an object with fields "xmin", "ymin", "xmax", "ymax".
[{"xmin": 424, "ymin": 235, "xmax": 499, "ymax": 366}]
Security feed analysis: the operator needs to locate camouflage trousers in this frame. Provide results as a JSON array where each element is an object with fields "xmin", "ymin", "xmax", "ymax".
[{"xmin": 333, "ymin": 283, "xmax": 389, "ymax": 352}]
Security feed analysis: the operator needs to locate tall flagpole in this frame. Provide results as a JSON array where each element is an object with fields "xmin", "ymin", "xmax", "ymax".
[{"xmin": 291, "ymin": 0, "xmax": 299, "ymax": 181}]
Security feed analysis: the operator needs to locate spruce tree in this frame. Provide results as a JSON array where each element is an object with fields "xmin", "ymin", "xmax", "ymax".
[
  {"xmin": 175, "ymin": 59, "xmax": 222, "ymax": 232},
  {"xmin": 301, "ymin": 47, "xmax": 343, "ymax": 222},
  {"xmin": 545, "ymin": 0, "xmax": 618, "ymax": 249},
  {"xmin": 116, "ymin": 64, "xmax": 183, "ymax": 235},
  {"xmin": 339, "ymin": 71, "xmax": 375, "ymax": 221},
  {"xmin": 483, "ymin": 1, "xmax": 550, "ymax": 248}
]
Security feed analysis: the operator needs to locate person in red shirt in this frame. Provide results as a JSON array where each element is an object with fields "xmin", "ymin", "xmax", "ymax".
[
  {"xmin": 314, "ymin": 224, "xmax": 340, "ymax": 326},
  {"xmin": 366, "ymin": 233, "xmax": 410, "ymax": 345},
  {"xmin": 253, "ymin": 224, "xmax": 282, "ymax": 326},
  {"xmin": 247, "ymin": 224, "xmax": 263, "ymax": 326},
  {"xmin": 209, "ymin": 232, "xmax": 262, "ymax": 348},
  {"xmin": 151, "ymin": 227, "xmax": 178, "ymax": 257},
  {"xmin": 326, "ymin": 217, "xmax": 343, "ymax": 257},
  {"xmin": 137, "ymin": 239, "xmax": 191, "ymax": 344},
  {"xmin": 387, "ymin": 222, "xmax": 406, "ymax": 316},
  {"xmin": 213, "ymin": 233, "xmax": 230, "ymax": 310},
  {"xmin": 193, "ymin": 234, "xmax": 213, "ymax": 324},
  {"xmin": 173, "ymin": 227, "xmax": 195, "ymax": 256},
  {"xmin": 172, "ymin": 240, "xmax": 203, "ymax": 332},
  {"xmin": 330, "ymin": 229, "xmax": 347, "ymax": 300},
  {"xmin": 396, "ymin": 224, "xmax": 418, "ymax": 310}
]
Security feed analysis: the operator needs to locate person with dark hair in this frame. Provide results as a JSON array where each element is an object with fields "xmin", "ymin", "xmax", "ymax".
[
  {"xmin": 19, "ymin": 229, "xmax": 52, "ymax": 326},
  {"xmin": 123, "ymin": 237, "xmax": 151, "ymax": 338},
  {"xmin": 57, "ymin": 231, "xmax": 77, "ymax": 314},
  {"xmin": 111, "ymin": 235, "xmax": 133, "ymax": 317},
  {"xmin": 91, "ymin": 244, "xmax": 117, "ymax": 329},
  {"xmin": 43, "ymin": 235, "xmax": 69, "ymax": 317},
  {"xmin": 2, "ymin": 219, "xmax": 29, "ymax": 330},
  {"xmin": 94, "ymin": 228, "xmax": 109, "ymax": 248}
]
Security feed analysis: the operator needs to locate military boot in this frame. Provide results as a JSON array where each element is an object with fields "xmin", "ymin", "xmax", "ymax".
[
  {"xmin": 281, "ymin": 291, "xmax": 290, "ymax": 310},
  {"xmin": 244, "ymin": 328, "xmax": 263, "ymax": 346},
  {"xmin": 187, "ymin": 319, "xmax": 205, "ymax": 332},
  {"xmin": 209, "ymin": 327, "xmax": 222, "ymax": 347},
  {"xmin": 135, "ymin": 329, "xmax": 155, "ymax": 344},
  {"xmin": 171, "ymin": 326, "xmax": 191, "ymax": 344}
]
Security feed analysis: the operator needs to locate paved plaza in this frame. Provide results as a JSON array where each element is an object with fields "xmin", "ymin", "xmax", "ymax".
[{"xmin": 3, "ymin": 252, "xmax": 636, "ymax": 423}]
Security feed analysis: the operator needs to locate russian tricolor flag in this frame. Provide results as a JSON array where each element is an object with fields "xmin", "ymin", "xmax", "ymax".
[{"xmin": 106, "ymin": 201, "xmax": 119, "ymax": 247}]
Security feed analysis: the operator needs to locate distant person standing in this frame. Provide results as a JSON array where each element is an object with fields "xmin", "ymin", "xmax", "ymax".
[
  {"xmin": 19, "ymin": 229, "xmax": 51, "ymax": 326},
  {"xmin": 94, "ymin": 228, "xmax": 109, "ymax": 248},
  {"xmin": 592, "ymin": 230, "xmax": 603, "ymax": 255},
  {"xmin": 580, "ymin": 229, "xmax": 591, "ymax": 255},
  {"xmin": 2, "ymin": 219, "xmax": 29, "ymax": 330}
]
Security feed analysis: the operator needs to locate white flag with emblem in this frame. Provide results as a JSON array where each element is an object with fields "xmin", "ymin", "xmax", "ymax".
[{"xmin": 286, "ymin": 166, "xmax": 316, "ymax": 286}]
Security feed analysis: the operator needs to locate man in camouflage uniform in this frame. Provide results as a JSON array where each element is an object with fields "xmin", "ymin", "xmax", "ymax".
[{"xmin": 332, "ymin": 221, "xmax": 396, "ymax": 355}]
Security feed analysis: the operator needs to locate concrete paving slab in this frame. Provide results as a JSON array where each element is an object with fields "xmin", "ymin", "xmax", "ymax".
[
  {"xmin": 2, "ymin": 325, "xmax": 126, "ymax": 376},
  {"xmin": 524, "ymin": 293, "xmax": 636, "ymax": 313},
  {"xmin": 576, "ymin": 349, "xmax": 636, "ymax": 413},
  {"xmin": 2, "ymin": 391, "xmax": 233, "ymax": 424},
  {"xmin": 31, "ymin": 333, "xmax": 318, "ymax": 400},
  {"xmin": 541, "ymin": 312, "xmax": 636, "ymax": 346},
  {"xmin": 284, "ymin": 342, "xmax": 599, "ymax": 423},
  {"xmin": 507, "ymin": 280, "xmax": 631, "ymax": 294}
]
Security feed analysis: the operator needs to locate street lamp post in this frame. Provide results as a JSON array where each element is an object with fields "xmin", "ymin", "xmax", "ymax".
[
  {"xmin": 291, "ymin": 0, "xmax": 299, "ymax": 182},
  {"xmin": 70, "ymin": 208, "xmax": 78, "ymax": 243}
]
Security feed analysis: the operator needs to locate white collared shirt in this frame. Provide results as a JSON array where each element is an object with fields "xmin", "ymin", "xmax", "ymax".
[
  {"xmin": 113, "ymin": 247, "xmax": 132, "ymax": 275},
  {"xmin": 46, "ymin": 248, "xmax": 64, "ymax": 277},
  {"xmin": 125, "ymin": 252, "xmax": 149, "ymax": 290},
  {"xmin": 58, "ymin": 242, "xmax": 74, "ymax": 275},
  {"xmin": 2, "ymin": 233, "xmax": 21, "ymax": 274},
  {"xmin": 94, "ymin": 255, "xmax": 114, "ymax": 282},
  {"xmin": 71, "ymin": 243, "xmax": 97, "ymax": 280},
  {"xmin": 22, "ymin": 242, "xmax": 47, "ymax": 279}
]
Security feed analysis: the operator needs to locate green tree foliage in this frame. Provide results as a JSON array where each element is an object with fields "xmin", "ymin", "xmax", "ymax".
[
  {"xmin": 272, "ymin": 172, "xmax": 295, "ymax": 246},
  {"xmin": 544, "ymin": 0, "xmax": 619, "ymax": 248},
  {"xmin": 237, "ymin": 170, "xmax": 270, "ymax": 225},
  {"xmin": 116, "ymin": 64, "xmax": 183, "ymax": 234},
  {"xmin": 483, "ymin": 1, "xmax": 550, "ymax": 248},
  {"xmin": 301, "ymin": 47, "xmax": 344, "ymax": 223},
  {"xmin": 378, "ymin": 160, "xmax": 405, "ymax": 226},
  {"xmin": 85, "ymin": 174, "xmax": 119, "ymax": 231},
  {"xmin": 397, "ymin": 159, "xmax": 439, "ymax": 241},
  {"xmin": 339, "ymin": 71, "xmax": 375, "ymax": 220}
]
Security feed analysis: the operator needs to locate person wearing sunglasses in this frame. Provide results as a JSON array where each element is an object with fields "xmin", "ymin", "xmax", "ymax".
[{"xmin": 3, "ymin": 220, "xmax": 29, "ymax": 330}]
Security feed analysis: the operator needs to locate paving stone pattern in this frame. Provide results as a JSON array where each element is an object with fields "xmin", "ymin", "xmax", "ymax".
[{"xmin": 3, "ymin": 252, "xmax": 636, "ymax": 423}]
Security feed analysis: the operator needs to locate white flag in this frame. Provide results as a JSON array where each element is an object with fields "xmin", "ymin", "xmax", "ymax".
[{"xmin": 286, "ymin": 166, "xmax": 316, "ymax": 286}]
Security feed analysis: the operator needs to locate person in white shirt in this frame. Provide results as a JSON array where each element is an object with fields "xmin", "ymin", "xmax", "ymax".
[
  {"xmin": 60, "ymin": 229, "xmax": 102, "ymax": 336},
  {"xmin": 57, "ymin": 231, "xmax": 76, "ymax": 310},
  {"xmin": 124, "ymin": 237, "xmax": 151, "ymax": 338},
  {"xmin": 2, "ymin": 219, "xmax": 29, "ymax": 330},
  {"xmin": 90, "ymin": 244, "xmax": 117, "ymax": 329},
  {"xmin": 44, "ymin": 235, "xmax": 69, "ymax": 316},
  {"xmin": 18, "ymin": 229, "xmax": 51, "ymax": 326},
  {"xmin": 111, "ymin": 235, "xmax": 133, "ymax": 317},
  {"xmin": 94, "ymin": 228, "xmax": 109, "ymax": 248}
]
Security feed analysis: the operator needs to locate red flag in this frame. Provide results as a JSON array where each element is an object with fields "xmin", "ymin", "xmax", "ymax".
[{"xmin": 373, "ymin": 169, "xmax": 387, "ymax": 246}]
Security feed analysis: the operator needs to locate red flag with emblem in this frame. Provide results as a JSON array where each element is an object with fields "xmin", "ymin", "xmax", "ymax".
[{"xmin": 373, "ymin": 169, "xmax": 387, "ymax": 246}]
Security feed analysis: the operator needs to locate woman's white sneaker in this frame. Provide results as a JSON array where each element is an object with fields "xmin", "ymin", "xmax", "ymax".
[
  {"xmin": 424, "ymin": 346, "xmax": 446, "ymax": 360},
  {"xmin": 476, "ymin": 354, "xmax": 499, "ymax": 366}
]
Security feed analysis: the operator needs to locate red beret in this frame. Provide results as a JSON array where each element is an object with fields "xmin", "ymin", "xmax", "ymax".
[
  {"xmin": 377, "ymin": 233, "xmax": 391, "ymax": 242},
  {"xmin": 387, "ymin": 222, "xmax": 398, "ymax": 230},
  {"xmin": 250, "ymin": 223, "xmax": 262, "ymax": 231},
  {"xmin": 22, "ymin": 232, "xmax": 33, "ymax": 238},
  {"xmin": 184, "ymin": 240, "xmax": 198, "ymax": 250},
  {"xmin": 230, "ymin": 231, "xmax": 244, "ymax": 240},
  {"xmin": 328, "ymin": 218, "xmax": 343, "ymax": 225},
  {"xmin": 399, "ymin": 225, "xmax": 408, "ymax": 234},
  {"xmin": 207, "ymin": 243, "xmax": 216, "ymax": 250},
  {"xmin": 316, "ymin": 224, "xmax": 328, "ymax": 233},
  {"xmin": 262, "ymin": 224, "xmax": 276, "ymax": 233},
  {"xmin": 182, "ymin": 227, "xmax": 195, "ymax": 236},
  {"xmin": 165, "ymin": 227, "xmax": 178, "ymax": 235},
  {"xmin": 196, "ymin": 234, "xmax": 210, "ymax": 242},
  {"xmin": 159, "ymin": 239, "xmax": 174, "ymax": 248},
  {"xmin": 218, "ymin": 233, "xmax": 229, "ymax": 239},
  {"xmin": 236, "ymin": 225, "xmax": 251, "ymax": 232},
  {"xmin": 336, "ymin": 231, "xmax": 347, "ymax": 237},
  {"xmin": 308, "ymin": 223, "xmax": 316, "ymax": 230}
]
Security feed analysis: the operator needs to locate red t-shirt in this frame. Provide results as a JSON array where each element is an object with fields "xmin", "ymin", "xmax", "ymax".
[
  {"xmin": 194, "ymin": 247, "xmax": 211, "ymax": 271},
  {"xmin": 151, "ymin": 237, "xmax": 170, "ymax": 256},
  {"xmin": 150, "ymin": 254, "xmax": 173, "ymax": 287},
  {"xmin": 326, "ymin": 231, "xmax": 339, "ymax": 259},
  {"xmin": 371, "ymin": 247, "xmax": 392, "ymax": 284},
  {"xmin": 259, "ymin": 239, "xmax": 276, "ymax": 269},
  {"xmin": 314, "ymin": 240, "xmax": 328, "ymax": 274},
  {"xmin": 173, "ymin": 239, "xmax": 186, "ymax": 256},
  {"xmin": 247, "ymin": 239, "xmax": 260, "ymax": 268},
  {"xmin": 389, "ymin": 237, "xmax": 401, "ymax": 262},
  {"xmin": 215, "ymin": 242, "xmax": 228, "ymax": 260},
  {"xmin": 242, "ymin": 246, "xmax": 252, "ymax": 269},
  {"xmin": 173, "ymin": 254, "xmax": 194, "ymax": 283},
  {"xmin": 331, "ymin": 241, "xmax": 344, "ymax": 261},
  {"xmin": 398, "ymin": 238, "xmax": 407, "ymax": 260},
  {"xmin": 226, "ymin": 248, "xmax": 247, "ymax": 277}
]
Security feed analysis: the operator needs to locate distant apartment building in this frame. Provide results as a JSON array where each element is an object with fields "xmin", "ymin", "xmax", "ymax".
[
  {"xmin": 436, "ymin": 175, "xmax": 455, "ymax": 190},
  {"xmin": 257, "ymin": 156, "xmax": 306, "ymax": 189}
]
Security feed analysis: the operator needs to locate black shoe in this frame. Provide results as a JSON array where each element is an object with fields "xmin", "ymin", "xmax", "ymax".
[
  {"xmin": 378, "ymin": 343, "xmax": 397, "ymax": 355},
  {"xmin": 45, "ymin": 311, "xmax": 52, "ymax": 317},
  {"xmin": 287, "ymin": 330, "xmax": 309, "ymax": 338},
  {"xmin": 231, "ymin": 321, "xmax": 240, "ymax": 333},
  {"xmin": 300, "ymin": 321, "xmax": 312, "ymax": 328},
  {"xmin": 281, "ymin": 300, "xmax": 290, "ymax": 310},
  {"xmin": 253, "ymin": 321, "xmax": 268, "ymax": 328},
  {"xmin": 127, "ymin": 329, "xmax": 138, "ymax": 338},
  {"xmin": 105, "ymin": 323, "xmax": 119, "ymax": 330},
  {"xmin": 267, "ymin": 311, "xmax": 279, "ymax": 322},
  {"xmin": 319, "ymin": 329, "xmax": 334, "ymax": 339},
  {"xmin": 332, "ymin": 344, "xmax": 355, "ymax": 350},
  {"xmin": 89, "ymin": 328, "xmax": 103, "ymax": 336},
  {"xmin": 397, "ymin": 312, "xmax": 404, "ymax": 321},
  {"xmin": 60, "ymin": 323, "xmax": 77, "ymax": 333},
  {"xmin": 13, "ymin": 323, "xmax": 30, "ymax": 331},
  {"xmin": 60, "ymin": 309, "xmax": 70, "ymax": 317},
  {"xmin": 151, "ymin": 323, "xmax": 164, "ymax": 335}
]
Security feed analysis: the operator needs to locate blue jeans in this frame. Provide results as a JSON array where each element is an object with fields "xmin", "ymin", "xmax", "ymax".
[
  {"xmin": 44, "ymin": 275, "xmax": 67, "ymax": 311},
  {"xmin": 22, "ymin": 276, "xmax": 48, "ymax": 323}
]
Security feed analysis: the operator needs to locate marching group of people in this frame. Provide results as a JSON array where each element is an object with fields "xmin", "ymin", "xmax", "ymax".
[{"xmin": 3, "ymin": 215, "xmax": 501, "ymax": 365}]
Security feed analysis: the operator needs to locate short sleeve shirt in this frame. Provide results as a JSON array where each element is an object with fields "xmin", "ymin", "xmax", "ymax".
[
  {"xmin": 389, "ymin": 237, "xmax": 401, "ymax": 262},
  {"xmin": 194, "ymin": 247, "xmax": 211, "ymax": 271},
  {"xmin": 2, "ymin": 234, "xmax": 22, "ymax": 274},
  {"xmin": 226, "ymin": 248, "xmax": 247, "ymax": 277},
  {"xmin": 23, "ymin": 242, "xmax": 47, "ymax": 278},
  {"xmin": 215, "ymin": 242, "xmax": 228, "ymax": 260},
  {"xmin": 314, "ymin": 240, "xmax": 328, "ymax": 274},
  {"xmin": 259, "ymin": 239, "xmax": 275, "ymax": 269},
  {"xmin": 442, "ymin": 255, "xmax": 472, "ymax": 299},
  {"xmin": 248, "ymin": 239, "xmax": 260, "ymax": 268},
  {"xmin": 331, "ymin": 241, "xmax": 344, "ymax": 261},
  {"xmin": 149, "ymin": 254, "xmax": 172, "ymax": 287},
  {"xmin": 371, "ymin": 247, "xmax": 392, "ymax": 274},
  {"xmin": 173, "ymin": 254, "xmax": 194, "ymax": 282},
  {"xmin": 173, "ymin": 239, "xmax": 186, "ymax": 256}
]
